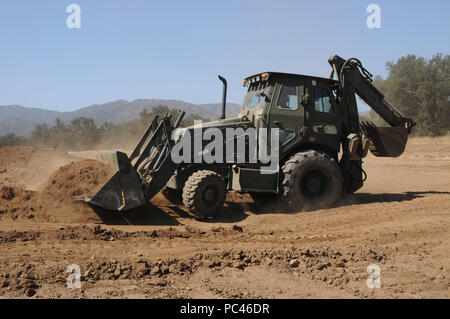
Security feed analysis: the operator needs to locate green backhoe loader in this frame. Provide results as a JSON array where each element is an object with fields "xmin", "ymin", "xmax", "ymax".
[{"xmin": 79, "ymin": 55, "xmax": 415, "ymax": 217}]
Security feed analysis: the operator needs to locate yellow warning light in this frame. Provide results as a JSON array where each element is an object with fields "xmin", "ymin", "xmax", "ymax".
[{"xmin": 261, "ymin": 73, "xmax": 268, "ymax": 78}]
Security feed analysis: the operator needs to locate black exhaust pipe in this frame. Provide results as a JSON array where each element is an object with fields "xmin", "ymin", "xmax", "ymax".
[{"xmin": 218, "ymin": 75, "xmax": 227, "ymax": 120}]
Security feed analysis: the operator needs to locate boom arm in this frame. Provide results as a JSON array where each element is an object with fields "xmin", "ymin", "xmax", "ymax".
[
  {"xmin": 328, "ymin": 55, "xmax": 415, "ymax": 157},
  {"xmin": 329, "ymin": 55, "xmax": 415, "ymax": 130}
]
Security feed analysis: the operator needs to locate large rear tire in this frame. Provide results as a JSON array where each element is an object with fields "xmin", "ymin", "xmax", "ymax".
[
  {"xmin": 281, "ymin": 150, "xmax": 343, "ymax": 211},
  {"xmin": 182, "ymin": 170, "xmax": 226, "ymax": 218}
]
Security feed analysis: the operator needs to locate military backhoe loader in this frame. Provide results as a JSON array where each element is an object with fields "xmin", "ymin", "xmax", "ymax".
[{"xmin": 79, "ymin": 55, "xmax": 415, "ymax": 217}]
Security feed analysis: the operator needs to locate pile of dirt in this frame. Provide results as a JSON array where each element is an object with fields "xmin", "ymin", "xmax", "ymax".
[
  {"xmin": 0, "ymin": 146, "xmax": 81, "ymax": 191},
  {"xmin": 41, "ymin": 159, "xmax": 114, "ymax": 201},
  {"xmin": 0, "ymin": 157, "xmax": 114, "ymax": 223},
  {"xmin": 0, "ymin": 186, "xmax": 38, "ymax": 221}
]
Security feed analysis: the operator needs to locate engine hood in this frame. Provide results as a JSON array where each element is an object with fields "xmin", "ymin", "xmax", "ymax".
[{"xmin": 185, "ymin": 116, "xmax": 252, "ymax": 130}]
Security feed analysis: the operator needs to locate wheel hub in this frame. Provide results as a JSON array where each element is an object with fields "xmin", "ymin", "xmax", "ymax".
[
  {"xmin": 300, "ymin": 169, "xmax": 330, "ymax": 200},
  {"xmin": 307, "ymin": 177, "xmax": 321, "ymax": 193},
  {"xmin": 203, "ymin": 187, "xmax": 216, "ymax": 202},
  {"xmin": 202, "ymin": 185, "xmax": 219, "ymax": 206}
]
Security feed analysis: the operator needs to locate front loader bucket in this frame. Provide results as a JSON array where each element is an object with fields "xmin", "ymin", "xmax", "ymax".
[
  {"xmin": 76, "ymin": 110, "xmax": 185, "ymax": 212},
  {"xmin": 84, "ymin": 151, "xmax": 146, "ymax": 211},
  {"xmin": 361, "ymin": 122, "xmax": 409, "ymax": 157}
]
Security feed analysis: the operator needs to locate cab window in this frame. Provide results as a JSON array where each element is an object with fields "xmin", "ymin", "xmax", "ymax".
[
  {"xmin": 314, "ymin": 87, "xmax": 335, "ymax": 113},
  {"xmin": 242, "ymin": 83, "xmax": 268, "ymax": 111},
  {"xmin": 277, "ymin": 85, "xmax": 298, "ymax": 110}
]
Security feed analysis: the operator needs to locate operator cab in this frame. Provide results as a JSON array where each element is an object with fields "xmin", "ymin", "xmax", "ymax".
[{"xmin": 241, "ymin": 72, "xmax": 342, "ymax": 159}]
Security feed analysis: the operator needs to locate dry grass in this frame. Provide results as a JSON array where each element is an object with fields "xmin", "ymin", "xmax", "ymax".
[{"xmin": 408, "ymin": 135, "xmax": 450, "ymax": 145}]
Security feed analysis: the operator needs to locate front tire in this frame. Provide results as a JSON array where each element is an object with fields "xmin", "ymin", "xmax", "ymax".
[
  {"xmin": 182, "ymin": 170, "xmax": 226, "ymax": 218},
  {"xmin": 281, "ymin": 150, "xmax": 343, "ymax": 211}
]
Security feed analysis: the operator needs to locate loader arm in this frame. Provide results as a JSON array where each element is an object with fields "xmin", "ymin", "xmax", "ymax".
[{"xmin": 328, "ymin": 55, "xmax": 415, "ymax": 157}]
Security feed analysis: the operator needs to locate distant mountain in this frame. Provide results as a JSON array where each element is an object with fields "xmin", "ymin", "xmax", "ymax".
[
  {"xmin": 0, "ymin": 99, "xmax": 242, "ymax": 137},
  {"xmin": 0, "ymin": 100, "xmax": 373, "ymax": 137}
]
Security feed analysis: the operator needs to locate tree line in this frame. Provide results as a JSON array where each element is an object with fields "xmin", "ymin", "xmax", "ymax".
[
  {"xmin": 371, "ymin": 53, "xmax": 449, "ymax": 136},
  {"xmin": 0, "ymin": 105, "xmax": 208, "ymax": 150}
]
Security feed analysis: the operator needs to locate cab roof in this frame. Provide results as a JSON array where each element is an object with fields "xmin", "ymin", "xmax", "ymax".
[{"xmin": 243, "ymin": 72, "xmax": 338, "ymax": 86}]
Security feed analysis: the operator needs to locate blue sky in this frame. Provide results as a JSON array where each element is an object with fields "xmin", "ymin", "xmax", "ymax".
[{"xmin": 0, "ymin": 0, "xmax": 448, "ymax": 111}]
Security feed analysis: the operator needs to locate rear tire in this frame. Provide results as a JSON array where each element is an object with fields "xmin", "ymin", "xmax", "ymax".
[
  {"xmin": 281, "ymin": 150, "xmax": 343, "ymax": 211},
  {"xmin": 182, "ymin": 170, "xmax": 226, "ymax": 218}
]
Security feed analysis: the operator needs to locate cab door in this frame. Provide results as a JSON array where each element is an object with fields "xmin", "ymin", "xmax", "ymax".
[
  {"xmin": 304, "ymin": 79, "xmax": 341, "ymax": 153},
  {"xmin": 267, "ymin": 81, "xmax": 305, "ymax": 157}
]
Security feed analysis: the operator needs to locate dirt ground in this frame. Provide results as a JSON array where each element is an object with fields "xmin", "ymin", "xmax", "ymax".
[{"xmin": 0, "ymin": 138, "xmax": 449, "ymax": 299}]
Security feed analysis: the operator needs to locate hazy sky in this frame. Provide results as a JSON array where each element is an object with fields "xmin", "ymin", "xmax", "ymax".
[{"xmin": 0, "ymin": 0, "xmax": 448, "ymax": 111}]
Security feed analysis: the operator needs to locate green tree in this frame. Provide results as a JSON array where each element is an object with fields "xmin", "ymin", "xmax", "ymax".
[
  {"xmin": 69, "ymin": 117, "xmax": 101, "ymax": 149},
  {"xmin": 50, "ymin": 118, "xmax": 72, "ymax": 149},
  {"xmin": 31, "ymin": 123, "xmax": 51, "ymax": 147},
  {"xmin": 0, "ymin": 133, "xmax": 27, "ymax": 147},
  {"xmin": 373, "ymin": 53, "xmax": 449, "ymax": 136},
  {"xmin": 24, "ymin": 106, "xmax": 208, "ymax": 150}
]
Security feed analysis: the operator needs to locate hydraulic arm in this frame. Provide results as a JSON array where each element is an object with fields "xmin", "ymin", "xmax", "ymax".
[{"xmin": 329, "ymin": 55, "xmax": 415, "ymax": 157}]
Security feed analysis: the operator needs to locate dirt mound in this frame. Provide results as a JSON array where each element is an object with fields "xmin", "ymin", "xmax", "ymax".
[
  {"xmin": 0, "ymin": 186, "xmax": 37, "ymax": 221},
  {"xmin": 34, "ymin": 160, "xmax": 114, "ymax": 223},
  {"xmin": 0, "ymin": 146, "xmax": 81, "ymax": 191},
  {"xmin": 0, "ymin": 158, "xmax": 115, "ymax": 223},
  {"xmin": 42, "ymin": 159, "xmax": 114, "ymax": 201}
]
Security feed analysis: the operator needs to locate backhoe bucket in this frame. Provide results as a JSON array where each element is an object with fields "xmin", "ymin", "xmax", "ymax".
[
  {"xmin": 84, "ymin": 151, "xmax": 146, "ymax": 211},
  {"xmin": 361, "ymin": 122, "xmax": 409, "ymax": 157}
]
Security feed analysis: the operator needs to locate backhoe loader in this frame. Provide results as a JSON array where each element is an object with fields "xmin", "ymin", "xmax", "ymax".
[{"xmin": 80, "ymin": 55, "xmax": 415, "ymax": 217}]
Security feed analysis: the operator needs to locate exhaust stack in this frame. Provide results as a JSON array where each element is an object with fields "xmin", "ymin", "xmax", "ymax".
[{"xmin": 218, "ymin": 75, "xmax": 227, "ymax": 120}]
